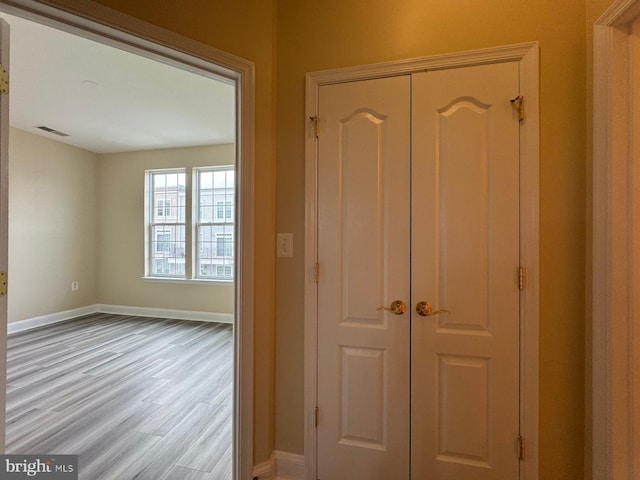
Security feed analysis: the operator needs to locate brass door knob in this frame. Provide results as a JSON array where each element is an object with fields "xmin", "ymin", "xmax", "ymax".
[
  {"xmin": 377, "ymin": 300, "xmax": 407, "ymax": 315},
  {"xmin": 416, "ymin": 301, "xmax": 451, "ymax": 317}
]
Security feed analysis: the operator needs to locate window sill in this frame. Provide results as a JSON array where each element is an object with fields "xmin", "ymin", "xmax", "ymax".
[{"xmin": 141, "ymin": 276, "xmax": 234, "ymax": 286}]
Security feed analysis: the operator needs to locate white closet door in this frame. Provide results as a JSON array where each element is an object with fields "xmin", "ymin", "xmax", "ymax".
[
  {"xmin": 411, "ymin": 62, "xmax": 521, "ymax": 480},
  {"xmin": 316, "ymin": 75, "xmax": 411, "ymax": 480}
]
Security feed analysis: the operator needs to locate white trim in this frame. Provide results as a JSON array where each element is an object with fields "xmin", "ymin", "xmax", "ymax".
[
  {"xmin": 0, "ymin": 2, "xmax": 255, "ymax": 479},
  {"xmin": 304, "ymin": 42, "xmax": 540, "ymax": 480},
  {"xmin": 7, "ymin": 304, "xmax": 233, "ymax": 335},
  {"xmin": 0, "ymin": 17, "xmax": 9, "ymax": 450},
  {"xmin": 306, "ymin": 42, "xmax": 541, "ymax": 86},
  {"xmin": 252, "ymin": 451, "xmax": 305, "ymax": 480},
  {"xmin": 592, "ymin": 1, "xmax": 640, "ymax": 479},
  {"xmin": 251, "ymin": 459, "xmax": 273, "ymax": 480},
  {"xmin": 273, "ymin": 451, "xmax": 305, "ymax": 480},
  {"xmin": 7, "ymin": 305, "xmax": 99, "ymax": 334},
  {"xmin": 97, "ymin": 304, "xmax": 234, "ymax": 323}
]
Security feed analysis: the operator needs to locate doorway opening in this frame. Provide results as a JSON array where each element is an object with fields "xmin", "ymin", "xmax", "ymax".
[{"xmin": 0, "ymin": 2, "xmax": 254, "ymax": 479}]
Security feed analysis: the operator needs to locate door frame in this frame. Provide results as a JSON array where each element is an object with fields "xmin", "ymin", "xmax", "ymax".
[
  {"xmin": 0, "ymin": 1, "xmax": 255, "ymax": 479},
  {"xmin": 304, "ymin": 42, "xmax": 540, "ymax": 480},
  {"xmin": 592, "ymin": 1, "xmax": 640, "ymax": 478}
]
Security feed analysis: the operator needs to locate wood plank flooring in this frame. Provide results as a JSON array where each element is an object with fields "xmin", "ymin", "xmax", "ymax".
[{"xmin": 5, "ymin": 313, "xmax": 234, "ymax": 480}]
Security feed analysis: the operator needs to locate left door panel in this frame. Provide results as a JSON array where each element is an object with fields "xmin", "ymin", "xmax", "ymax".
[{"xmin": 316, "ymin": 75, "xmax": 411, "ymax": 480}]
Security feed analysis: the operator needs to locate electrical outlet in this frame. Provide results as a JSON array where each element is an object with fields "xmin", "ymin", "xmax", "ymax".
[
  {"xmin": 71, "ymin": 281, "xmax": 79, "ymax": 291},
  {"xmin": 277, "ymin": 233, "xmax": 293, "ymax": 258}
]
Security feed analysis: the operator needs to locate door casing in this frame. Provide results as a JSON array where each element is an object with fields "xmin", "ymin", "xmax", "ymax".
[
  {"xmin": 304, "ymin": 42, "xmax": 540, "ymax": 480},
  {"xmin": 592, "ymin": 1, "xmax": 640, "ymax": 478},
  {"xmin": 0, "ymin": 2, "xmax": 256, "ymax": 480}
]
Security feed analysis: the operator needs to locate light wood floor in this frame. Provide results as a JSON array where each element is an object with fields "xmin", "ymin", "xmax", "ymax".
[{"xmin": 6, "ymin": 313, "xmax": 234, "ymax": 480}]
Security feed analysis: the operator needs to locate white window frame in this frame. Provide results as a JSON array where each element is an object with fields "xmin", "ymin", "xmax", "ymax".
[
  {"xmin": 195, "ymin": 166, "xmax": 235, "ymax": 281},
  {"xmin": 145, "ymin": 166, "xmax": 235, "ymax": 283},
  {"xmin": 146, "ymin": 168, "xmax": 187, "ymax": 279}
]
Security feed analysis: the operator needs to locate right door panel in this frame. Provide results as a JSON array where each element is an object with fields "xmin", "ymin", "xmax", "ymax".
[{"xmin": 411, "ymin": 63, "xmax": 521, "ymax": 479}]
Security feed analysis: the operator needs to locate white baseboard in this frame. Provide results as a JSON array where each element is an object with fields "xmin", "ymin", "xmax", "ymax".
[
  {"xmin": 251, "ymin": 459, "xmax": 273, "ymax": 480},
  {"xmin": 274, "ymin": 451, "xmax": 305, "ymax": 480},
  {"xmin": 8, "ymin": 305, "xmax": 99, "ymax": 334},
  {"xmin": 97, "ymin": 304, "xmax": 233, "ymax": 324},
  {"xmin": 252, "ymin": 451, "xmax": 304, "ymax": 480},
  {"xmin": 8, "ymin": 304, "xmax": 233, "ymax": 334}
]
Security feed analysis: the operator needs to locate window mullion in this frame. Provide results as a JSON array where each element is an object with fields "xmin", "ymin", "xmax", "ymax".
[{"xmin": 184, "ymin": 167, "xmax": 193, "ymax": 279}]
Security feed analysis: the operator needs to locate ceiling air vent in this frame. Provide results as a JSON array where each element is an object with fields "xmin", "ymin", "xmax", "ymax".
[{"xmin": 35, "ymin": 125, "xmax": 69, "ymax": 137}]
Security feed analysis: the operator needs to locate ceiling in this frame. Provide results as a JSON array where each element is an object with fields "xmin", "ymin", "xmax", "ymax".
[{"xmin": 1, "ymin": 12, "xmax": 236, "ymax": 154}]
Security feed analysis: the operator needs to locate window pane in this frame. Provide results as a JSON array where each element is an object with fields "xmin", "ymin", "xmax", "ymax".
[
  {"xmin": 148, "ymin": 170, "xmax": 186, "ymax": 278},
  {"xmin": 152, "ymin": 171, "xmax": 185, "ymax": 224},
  {"xmin": 195, "ymin": 166, "xmax": 235, "ymax": 280},
  {"xmin": 150, "ymin": 225, "xmax": 185, "ymax": 277}
]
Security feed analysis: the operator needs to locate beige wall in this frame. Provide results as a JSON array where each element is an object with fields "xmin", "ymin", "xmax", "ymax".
[
  {"xmin": 97, "ymin": 144, "xmax": 235, "ymax": 312},
  {"xmin": 8, "ymin": 127, "xmax": 99, "ymax": 322},
  {"xmin": 276, "ymin": 1, "xmax": 587, "ymax": 478}
]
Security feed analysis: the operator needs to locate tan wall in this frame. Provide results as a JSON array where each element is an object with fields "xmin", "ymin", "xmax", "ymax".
[
  {"xmin": 97, "ymin": 144, "xmax": 235, "ymax": 313},
  {"xmin": 8, "ymin": 127, "xmax": 99, "ymax": 322},
  {"xmin": 88, "ymin": 0, "xmax": 278, "ymax": 463},
  {"xmin": 276, "ymin": 1, "xmax": 588, "ymax": 478}
]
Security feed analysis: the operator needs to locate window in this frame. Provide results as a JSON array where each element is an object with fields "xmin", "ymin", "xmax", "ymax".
[
  {"xmin": 147, "ymin": 170, "xmax": 186, "ymax": 278},
  {"xmin": 216, "ymin": 265, "xmax": 233, "ymax": 278},
  {"xmin": 154, "ymin": 259, "xmax": 170, "ymax": 275},
  {"xmin": 196, "ymin": 167, "xmax": 235, "ymax": 280},
  {"xmin": 156, "ymin": 199, "xmax": 171, "ymax": 217},
  {"xmin": 216, "ymin": 233, "xmax": 233, "ymax": 257},
  {"xmin": 146, "ymin": 166, "xmax": 234, "ymax": 281},
  {"xmin": 155, "ymin": 229, "xmax": 171, "ymax": 253}
]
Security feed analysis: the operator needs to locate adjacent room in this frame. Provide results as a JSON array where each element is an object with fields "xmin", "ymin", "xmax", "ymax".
[{"xmin": 2, "ymin": 12, "xmax": 237, "ymax": 479}]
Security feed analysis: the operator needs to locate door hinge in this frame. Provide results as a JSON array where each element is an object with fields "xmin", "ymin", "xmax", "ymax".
[
  {"xmin": 510, "ymin": 95, "xmax": 524, "ymax": 121},
  {"xmin": 0, "ymin": 272, "xmax": 6, "ymax": 296},
  {"xmin": 0, "ymin": 65, "xmax": 8, "ymax": 94},
  {"xmin": 315, "ymin": 406, "xmax": 319, "ymax": 428},
  {"xmin": 310, "ymin": 115, "xmax": 320, "ymax": 137},
  {"xmin": 519, "ymin": 267, "xmax": 525, "ymax": 290},
  {"xmin": 518, "ymin": 435, "xmax": 525, "ymax": 460},
  {"xmin": 314, "ymin": 263, "xmax": 320, "ymax": 283}
]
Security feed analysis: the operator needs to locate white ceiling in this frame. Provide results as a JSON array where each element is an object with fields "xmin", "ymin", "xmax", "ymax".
[{"xmin": 1, "ymin": 12, "xmax": 236, "ymax": 154}]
